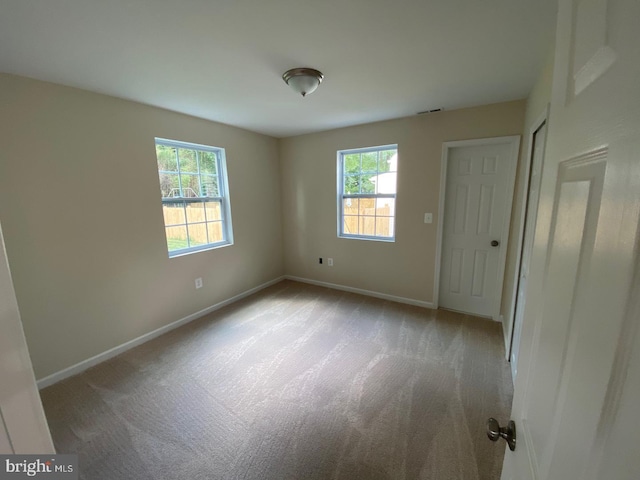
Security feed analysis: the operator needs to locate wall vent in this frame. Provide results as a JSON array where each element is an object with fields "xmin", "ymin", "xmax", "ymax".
[{"xmin": 417, "ymin": 108, "xmax": 443, "ymax": 115}]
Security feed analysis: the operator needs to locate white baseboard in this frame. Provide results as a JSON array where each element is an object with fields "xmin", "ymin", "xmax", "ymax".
[
  {"xmin": 37, "ymin": 276, "xmax": 285, "ymax": 389},
  {"xmin": 284, "ymin": 275, "xmax": 434, "ymax": 309}
]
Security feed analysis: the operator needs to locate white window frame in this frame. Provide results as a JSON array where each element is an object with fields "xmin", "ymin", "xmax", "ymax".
[
  {"xmin": 155, "ymin": 137, "xmax": 234, "ymax": 257},
  {"xmin": 337, "ymin": 144, "xmax": 398, "ymax": 242}
]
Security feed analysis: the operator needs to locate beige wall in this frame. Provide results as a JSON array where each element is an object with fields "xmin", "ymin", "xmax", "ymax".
[
  {"xmin": 0, "ymin": 73, "xmax": 530, "ymax": 381},
  {"xmin": 280, "ymin": 101, "xmax": 525, "ymax": 303},
  {"xmin": 500, "ymin": 49, "xmax": 555, "ymax": 327},
  {"xmin": 0, "ymin": 74, "xmax": 284, "ymax": 379}
]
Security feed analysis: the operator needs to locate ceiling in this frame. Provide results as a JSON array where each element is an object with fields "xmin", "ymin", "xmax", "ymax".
[{"xmin": 0, "ymin": 0, "xmax": 557, "ymax": 138}]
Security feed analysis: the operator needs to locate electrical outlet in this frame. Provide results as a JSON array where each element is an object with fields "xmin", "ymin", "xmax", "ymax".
[
  {"xmin": 327, "ymin": 258, "xmax": 334, "ymax": 267},
  {"xmin": 195, "ymin": 277, "xmax": 203, "ymax": 289},
  {"xmin": 424, "ymin": 213, "xmax": 433, "ymax": 224}
]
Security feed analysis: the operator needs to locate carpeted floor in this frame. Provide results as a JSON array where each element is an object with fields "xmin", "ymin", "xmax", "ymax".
[{"xmin": 40, "ymin": 280, "xmax": 513, "ymax": 479}]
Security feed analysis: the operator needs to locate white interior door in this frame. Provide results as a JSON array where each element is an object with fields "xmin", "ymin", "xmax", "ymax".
[
  {"xmin": 502, "ymin": 0, "xmax": 640, "ymax": 478},
  {"xmin": 0, "ymin": 222, "xmax": 54, "ymax": 454},
  {"xmin": 438, "ymin": 137, "xmax": 519, "ymax": 318},
  {"xmin": 508, "ymin": 121, "xmax": 547, "ymax": 379}
]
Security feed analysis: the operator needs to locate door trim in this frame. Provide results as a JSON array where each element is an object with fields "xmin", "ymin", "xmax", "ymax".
[
  {"xmin": 433, "ymin": 135, "xmax": 520, "ymax": 320},
  {"xmin": 504, "ymin": 107, "xmax": 550, "ymax": 363},
  {"xmin": 0, "ymin": 222, "xmax": 54, "ymax": 454}
]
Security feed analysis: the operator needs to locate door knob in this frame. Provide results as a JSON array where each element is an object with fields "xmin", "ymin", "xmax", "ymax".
[
  {"xmin": 486, "ymin": 418, "xmax": 516, "ymax": 451},
  {"xmin": 491, "ymin": 240, "xmax": 500, "ymax": 247}
]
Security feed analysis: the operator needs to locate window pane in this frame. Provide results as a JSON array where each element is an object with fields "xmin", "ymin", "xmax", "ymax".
[
  {"xmin": 199, "ymin": 151, "xmax": 218, "ymax": 175},
  {"xmin": 156, "ymin": 145, "xmax": 178, "ymax": 172},
  {"xmin": 185, "ymin": 202, "xmax": 206, "ymax": 223},
  {"xmin": 343, "ymin": 215, "xmax": 359, "ymax": 235},
  {"xmin": 360, "ymin": 175, "xmax": 375, "ymax": 194},
  {"xmin": 205, "ymin": 201, "xmax": 222, "ymax": 221},
  {"xmin": 155, "ymin": 138, "xmax": 233, "ymax": 256},
  {"xmin": 376, "ymin": 198, "xmax": 395, "ymax": 217},
  {"xmin": 344, "ymin": 174, "xmax": 360, "ymax": 194},
  {"xmin": 166, "ymin": 226, "xmax": 188, "ymax": 251},
  {"xmin": 374, "ymin": 172, "xmax": 397, "ymax": 194},
  {"xmin": 187, "ymin": 223, "xmax": 208, "ymax": 247},
  {"xmin": 362, "ymin": 151, "xmax": 378, "ymax": 173},
  {"xmin": 201, "ymin": 175, "xmax": 219, "ymax": 197},
  {"xmin": 177, "ymin": 148, "xmax": 198, "ymax": 173},
  {"xmin": 159, "ymin": 173, "xmax": 180, "ymax": 198},
  {"xmin": 358, "ymin": 197, "xmax": 375, "ymax": 215},
  {"xmin": 360, "ymin": 216, "xmax": 376, "ymax": 236},
  {"xmin": 180, "ymin": 174, "xmax": 200, "ymax": 197},
  {"xmin": 376, "ymin": 217, "xmax": 392, "ymax": 237},
  {"xmin": 379, "ymin": 150, "xmax": 397, "ymax": 172},
  {"xmin": 338, "ymin": 145, "xmax": 397, "ymax": 241},
  {"xmin": 343, "ymin": 198, "xmax": 358, "ymax": 216},
  {"xmin": 162, "ymin": 202, "xmax": 186, "ymax": 226},
  {"xmin": 207, "ymin": 221, "xmax": 223, "ymax": 243},
  {"xmin": 344, "ymin": 153, "xmax": 360, "ymax": 173}
]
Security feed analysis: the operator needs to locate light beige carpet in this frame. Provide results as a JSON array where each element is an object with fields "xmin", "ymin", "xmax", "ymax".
[{"xmin": 40, "ymin": 280, "xmax": 513, "ymax": 479}]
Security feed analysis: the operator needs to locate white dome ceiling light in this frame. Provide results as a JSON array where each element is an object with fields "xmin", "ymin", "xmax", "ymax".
[{"xmin": 282, "ymin": 68, "xmax": 324, "ymax": 97}]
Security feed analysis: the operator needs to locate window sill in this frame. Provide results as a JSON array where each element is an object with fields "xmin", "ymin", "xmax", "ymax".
[
  {"xmin": 338, "ymin": 234, "xmax": 395, "ymax": 243},
  {"xmin": 168, "ymin": 241, "xmax": 233, "ymax": 258}
]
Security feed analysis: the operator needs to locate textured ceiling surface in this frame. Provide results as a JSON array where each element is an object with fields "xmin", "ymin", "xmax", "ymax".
[{"xmin": 0, "ymin": 0, "xmax": 557, "ymax": 137}]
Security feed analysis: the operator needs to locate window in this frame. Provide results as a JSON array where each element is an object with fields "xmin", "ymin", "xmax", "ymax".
[
  {"xmin": 337, "ymin": 144, "xmax": 398, "ymax": 241},
  {"xmin": 154, "ymin": 138, "xmax": 233, "ymax": 257}
]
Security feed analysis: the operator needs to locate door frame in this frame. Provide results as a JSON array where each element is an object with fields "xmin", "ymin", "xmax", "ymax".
[
  {"xmin": 433, "ymin": 135, "xmax": 520, "ymax": 320},
  {"xmin": 0, "ymin": 221, "xmax": 54, "ymax": 454},
  {"xmin": 504, "ymin": 107, "xmax": 550, "ymax": 366}
]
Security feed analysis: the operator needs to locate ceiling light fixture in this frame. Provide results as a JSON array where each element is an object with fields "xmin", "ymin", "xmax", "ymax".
[{"xmin": 282, "ymin": 68, "xmax": 324, "ymax": 97}]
